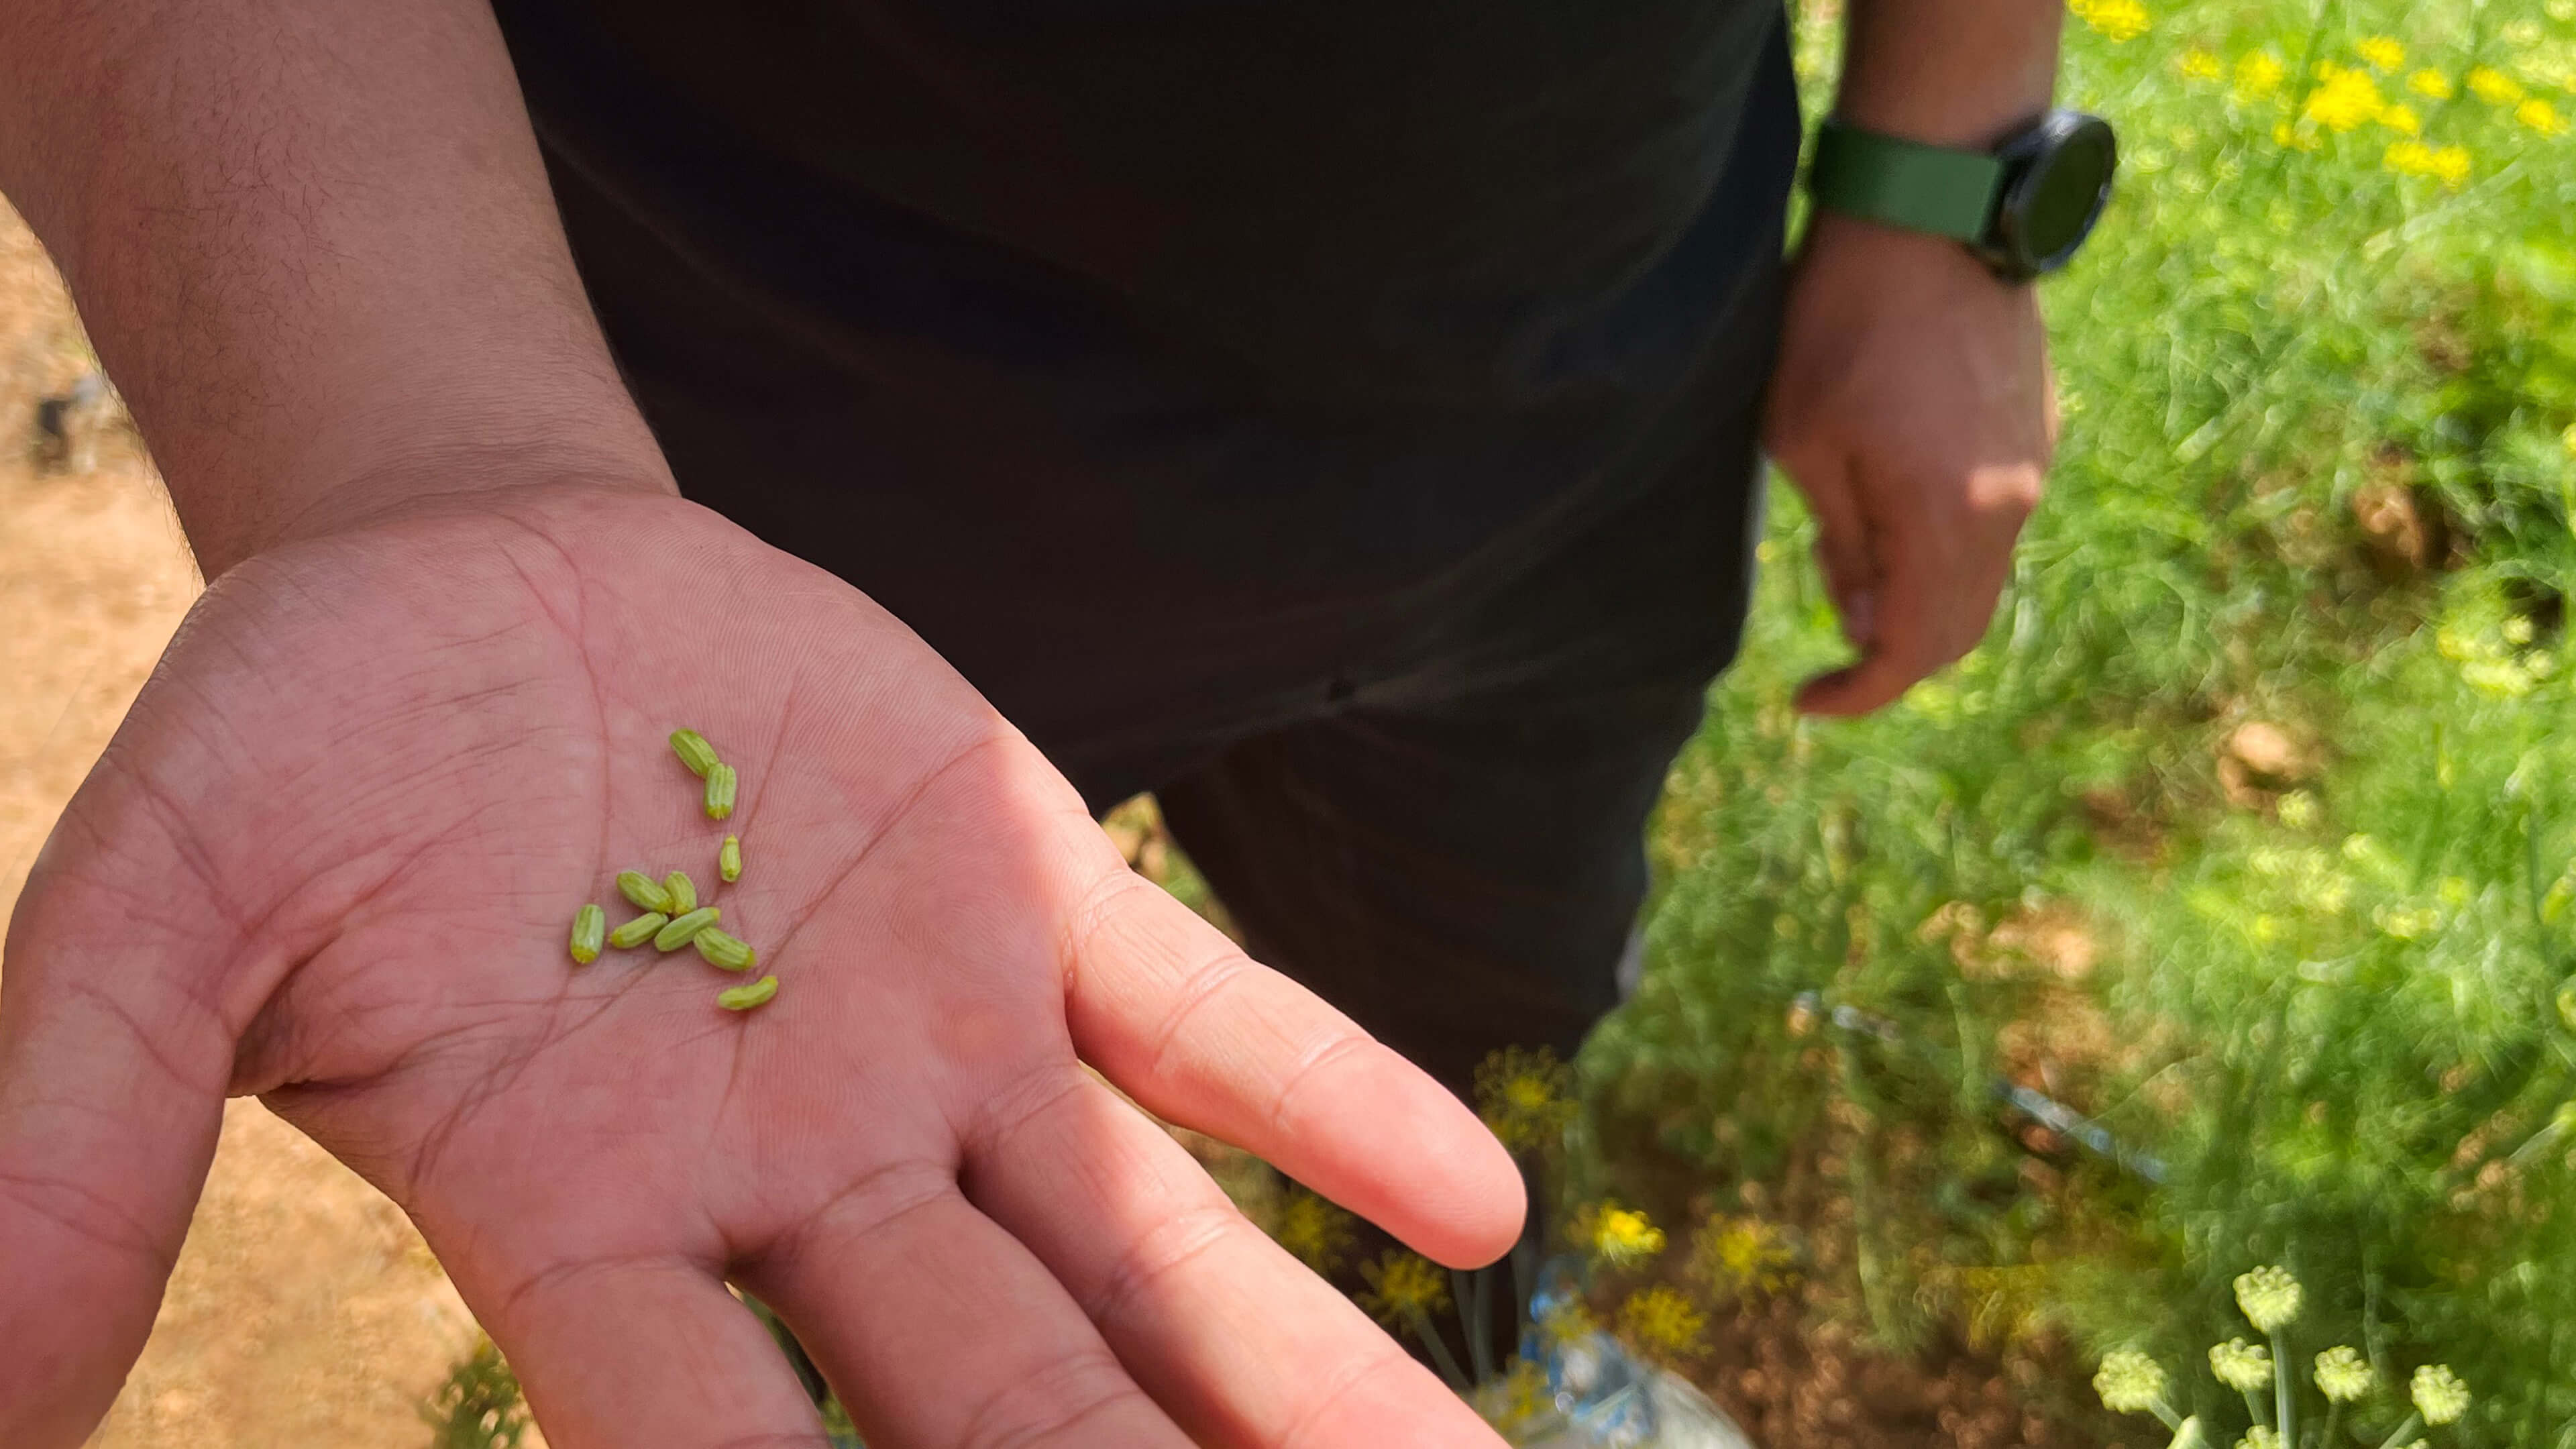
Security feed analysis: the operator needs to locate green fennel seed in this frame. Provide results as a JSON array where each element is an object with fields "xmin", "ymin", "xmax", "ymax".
[
  {"xmin": 704, "ymin": 762, "xmax": 738, "ymax": 820},
  {"xmin": 663, "ymin": 869, "xmax": 698, "ymax": 915},
  {"xmin": 719, "ymin": 834, "xmax": 742, "ymax": 883},
  {"xmin": 616, "ymin": 869, "xmax": 674, "ymax": 914},
  {"xmin": 695, "ymin": 927, "xmax": 757, "ymax": 971},
  {"xmin": 716, "ymin": 975, "xmax": 779, "ymax": 1011},
  {"xmin": 669, "ymin": 728, "xmax": 720, "ymax": 778},
  {"xmin": 654, "ymin": 906, "xmax": 722, "ymax": 951},
  {"xmin": 568, "ymin": 904, "xmax": 605, "ymax": 965},
  {"xmin": 608, "ymin": 912, "xmax": 669, "ymax": 949}
]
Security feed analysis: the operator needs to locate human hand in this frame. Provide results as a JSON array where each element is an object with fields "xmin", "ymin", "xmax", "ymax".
[
  {"xmin": 0, "ymin": 484, "xmax": 1523, "ymax": 1448},
  {"xmin": 1762, "ymin": 211, "xmax": 2057, "ymax": 715}
]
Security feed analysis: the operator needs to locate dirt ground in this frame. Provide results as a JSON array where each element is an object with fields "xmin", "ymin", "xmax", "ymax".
[{"xmin": 0, "ymin": 202, "xmax": 492, "ymax": 1448}]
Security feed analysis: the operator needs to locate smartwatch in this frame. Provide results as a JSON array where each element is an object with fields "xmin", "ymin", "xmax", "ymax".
[{"xmin": 1808, "ymin": 110, "xmax": 2118, "ymax": 282}]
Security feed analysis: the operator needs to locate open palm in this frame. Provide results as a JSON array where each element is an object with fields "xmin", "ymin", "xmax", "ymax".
[{"xmin": 0, "ymin": 486, "xmax": 1521, "ymax": 1448}]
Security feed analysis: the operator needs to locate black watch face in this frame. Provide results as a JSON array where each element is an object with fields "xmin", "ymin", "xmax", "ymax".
[{"xmin": 1995, "ymin": 113, "xmax": 2118, "ymax": 278}]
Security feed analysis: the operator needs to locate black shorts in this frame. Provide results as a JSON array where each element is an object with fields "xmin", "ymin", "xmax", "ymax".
[{"xmin": 539, "ymin": 63, "xmax": 1796, "ymax": 1091}]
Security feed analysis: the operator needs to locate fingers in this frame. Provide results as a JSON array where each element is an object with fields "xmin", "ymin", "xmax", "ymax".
[
  {"xmin": 1769, "ymin": 444, "xmax": 1878, "ymax": 651},
  {"xmin": 1061, "ymin": 871, "xmax": 1523, "ymax": 1269},
  {"xmin": 1792, "ymin": 454, "xmax": 2038, "ymax": 718},
  {"xmin": 1794, "ymin": 527, "xmax": 1949, "ymax": 717},
  {"xmin": 464, "ymin": 1252, "xmax": 830, "ymax": 1448},
  {"xmin": 965, "ymin": 1070, "xmax": 1509, "ymax": 1449},
  {"xmin": 741, "ymin": 1167, "xmax": 1193, "ymax": 1449},
  {"xmin": 0, "ymin": 859, "xmax": 233, "ymax": 1446}
]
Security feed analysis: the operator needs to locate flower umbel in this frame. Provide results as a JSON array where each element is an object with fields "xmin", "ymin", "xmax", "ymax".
[
  {"xmin": 1355, "ymin": 1250, "xmax": 1451, "ymax": 1327},
  {"xmin": 2235, "ymin": 50, "xmax": 2286, "ymax": 99},
  {"xmin": 2407, "ymin": 69, "xmax": 2454, "ymax": 99},
  {"xmin": 2356, "ymin": 36, "xmax": 2405, "ymax": 72},
  {"xmin": 1472, "ymin": 1046, "xmax": 1578, "ymax": 1155},
  {"xmin": 2094, "ymin": 1350, "xmax": 2169, "ymax": 1414},
  {"xmin": 2210, "ymin": 1338, "xmax": 2274, "ymax": 1393},
  {"xmin": 2303, "ymin": 64, "xmax": 2386, "ymax": 130},
  {"xmin": 2517, "ymin": 98, "xmax": 2567, "ymax": 135},
  {"xmin": 2070, "ymin": 0, "xmax": 2149, "ymax": 43},
  {"xmin": 2466, "ymin": 66, "xmax": 2526, "ymax": 105},
  {"xmin": 1617, "ymin": 1287, "xmax": 1709, "ymax": 1364},
  {"xmin": 2314, "ymin": 1345, "xmax": 2373, "ymax": 1403},
  {"xmin": 2233, "ymin": 1265, "xmax": 2304, "ymax": 1332},
  {"xmin": 1540, "ymin": 1299, "xmax": 1602, "ymax": 1345},
  {"xmin": 2410, "ymin": 1363, "xmax": 2469, "ymax": 1425},
  {"xmin": 2236, "ymin": 1428, "xmax": 2280, "ymax": 1449},
  {"xmin": 1690, "ymin": 1215, "xmax": 1800, "ymax": 1301},
  {"xmin": 1574, "ymin": 1201, "xmax": 1667, "ymax": 1269},
  {"xmin": 1271, "ymin": 1189, "xmax": 1356, "ymax": 1276}
]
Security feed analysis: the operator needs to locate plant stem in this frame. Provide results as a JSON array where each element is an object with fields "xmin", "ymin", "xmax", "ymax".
[
  {"xmin": 2273, "ymin": 1329, "xmax": 2295, "ymax": 1441},
  {"xmin": 1453, "ymin": 1267, "xmax": 1496, "ymax": 1385},
  {"xmin": 1405, "ymin": 1305, "xmax": 1472, "ymax": 1393},
  {"xmin": 2322, "ymin": 1400, "xmax": 2343, "ymax": 1447},
  {"xmin": 2151, "ymin": 1396, "xmax": 2184, "ymax": 1431},
  {"xmin": 2372, "ymin": 1411, "xmax": 2423, "ymax": 1449},
  {"xmin": 1511, "ymin": 1238, "xmax": 1536, "ymax": 1351},
  {"xmin": 1472, "ymin": 1265, "xmax": 1495, "ymax": 1380}
]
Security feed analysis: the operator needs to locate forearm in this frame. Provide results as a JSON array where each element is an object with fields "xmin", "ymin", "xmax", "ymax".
[
  {"xmin": 1835, "ymin": 0, "xmax": 2064, "ymax": 147},
  {"xmin": 0, "ymin": 0, "xmax": 667, "ymax": 576}
]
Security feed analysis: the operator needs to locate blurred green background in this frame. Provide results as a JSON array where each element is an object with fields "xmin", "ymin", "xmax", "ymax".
[{"xmin": 1566, "ymin": 0, "xmax": 2576, "ymax": 1443}]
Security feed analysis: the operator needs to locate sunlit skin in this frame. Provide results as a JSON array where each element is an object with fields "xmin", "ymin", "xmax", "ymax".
[{"xmin": 0, "ymin": 486, "xmax": 1524, "ymax": 1448}]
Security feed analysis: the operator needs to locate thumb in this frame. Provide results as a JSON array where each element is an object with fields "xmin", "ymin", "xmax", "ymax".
[
  {"xmin": 1772, "ymin": 445, "xmax": 1878, "ymax": 649},
  {"xmin": 0, "ymin": 795, "xmax": 237, "ymax": 1446}
]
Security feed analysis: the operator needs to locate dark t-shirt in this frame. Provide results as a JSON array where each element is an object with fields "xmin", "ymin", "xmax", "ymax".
[{"xmin": 490, "ymin": 0, "xmax": 1795, "ymax": 411}]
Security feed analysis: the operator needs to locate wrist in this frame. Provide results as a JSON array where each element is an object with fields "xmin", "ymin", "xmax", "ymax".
[
  {"xmin": 1799, "ymin": 208, "xmax": 2016, "ymax": 287},
  {"xmin": 205, "ymin": 423, "xmax": 679, "ymax": 576}
]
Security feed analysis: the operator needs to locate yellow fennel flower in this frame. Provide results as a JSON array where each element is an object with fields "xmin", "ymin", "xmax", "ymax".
[
  {"xmin": 1271, "ymin": 1189, "xmax": 1356, "ymax": 1276},
  {"xmin": 2304, "ymin": 65, "xmax": 2387, "ymax": 129},
  {"xmin": 2237, "ymin": 50, "xmax": 2287, "ymax": 98},
  {"xmin": 2379, "ymin": 101, "xmax": 2422, "ymax": 134},
  {"xmin": 2357, "ymin": 36, "xmax": 2406, "ymax": 72},
  {"xmin": 1540, "ymin": 1298, "xmax": 1602, "ymax": 1344},
  {"xmin": 2070, "ymin": 0, "xmax": 2150, "ymax": 43},
  {"xmin": 1617, "ymin": 1286, "xmax": 1709, "ymax": 1363},
  {"xmin": 1356, "ymin": 1250, "xmax": 1451, "ymax": 1326},
  {"xmin": 2408, "ymin": 69, "xmax": 2455, "ymax": 99},
  {"xmin": 2467, "ymin": 66, "xmax": 2526, "ymax": 104},
  {"xmin": 2518, "ymin": 98, "xmax": 2568, "ymax": 134},
  {"xmin": 1574, "ymin": 1201, "xmax": 1668, "ymax": 1267},
  {"xmin": 1472, "ymin": 1045, "xmax": 1577, "ymax": 1154},
  {"xmin": 2180, "ymin": 48, "xmax": 2223, "ymax": 82},
  {"xmin": 2429, "ymin": 144, "xmax": 2473, "ymax": 186},
  {"xmin": 1690, "ymin": 1214, "xmax": 1801, "ymax": 1300}
]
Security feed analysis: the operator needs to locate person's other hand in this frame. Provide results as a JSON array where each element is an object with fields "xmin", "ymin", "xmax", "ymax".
[
  {"xmin": 0, "ymin": 482, "xmax": 1523, "ymax": 1448},
  {"xmin": 1762, "ymin": 211, "xmax": 2057, "ymax": 716}
]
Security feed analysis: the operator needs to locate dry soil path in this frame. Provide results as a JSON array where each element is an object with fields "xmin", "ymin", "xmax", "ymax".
[{"xmin": 0, "ymin": 202, "xmax": 492, "ymax": 1449}]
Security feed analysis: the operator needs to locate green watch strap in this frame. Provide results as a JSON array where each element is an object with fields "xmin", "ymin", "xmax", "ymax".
[{"xmin": 1809, "ymin": 119, "xmax": 2006, "ymax": 244}]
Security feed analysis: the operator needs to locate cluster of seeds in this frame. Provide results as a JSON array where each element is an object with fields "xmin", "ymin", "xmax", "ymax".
[{"xmin": 565, "ymin": 728, "xmax": 778, "ymax": 1011}]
